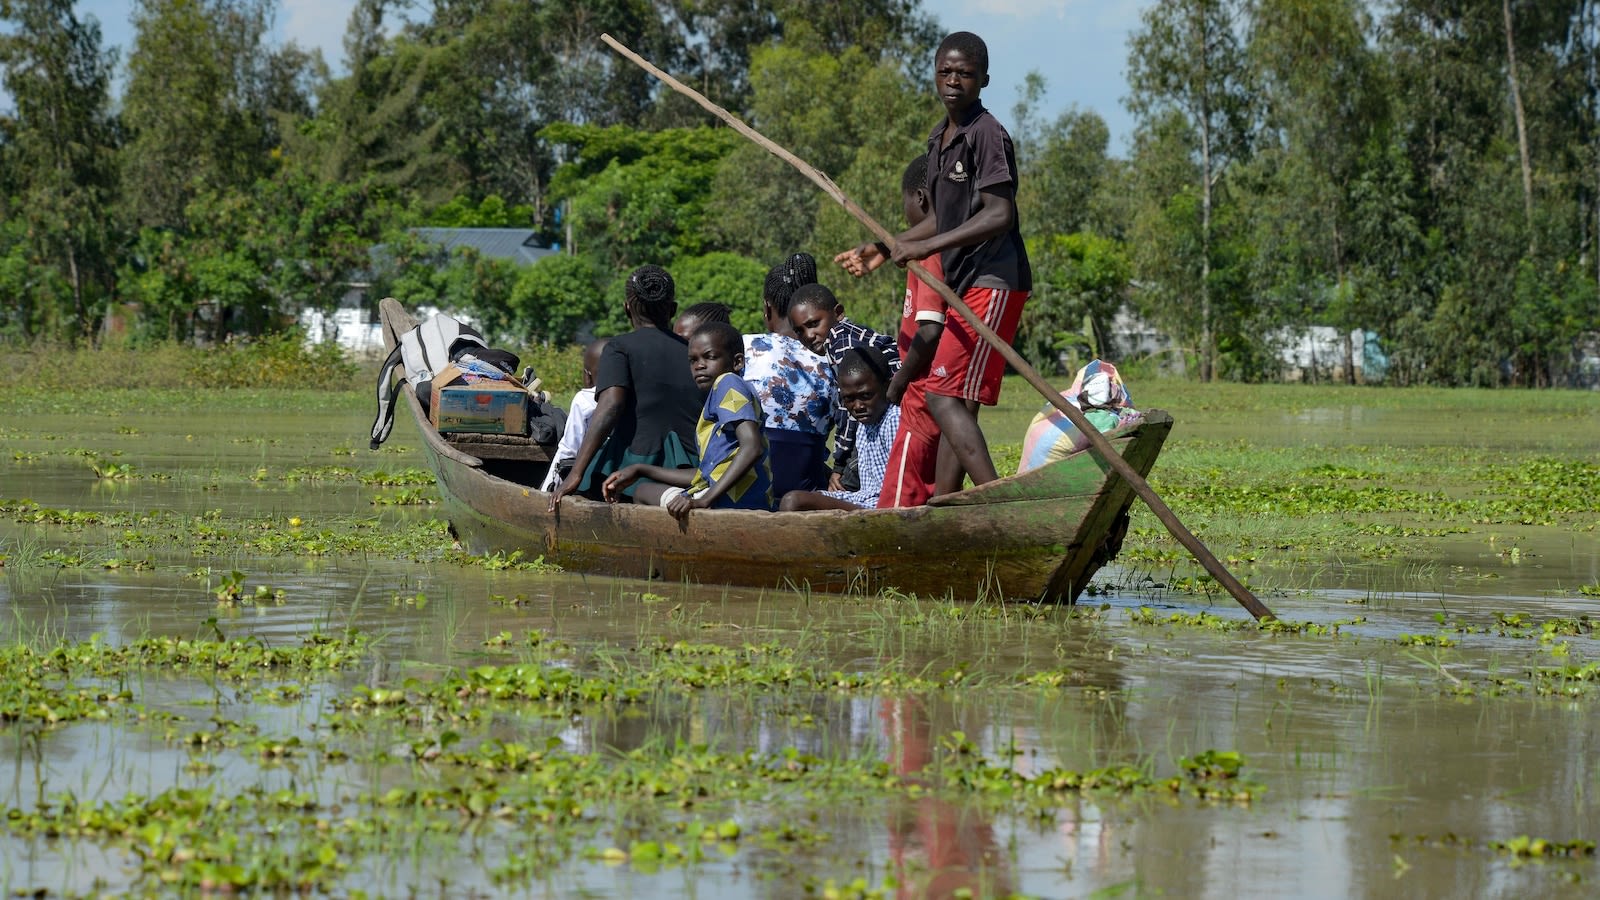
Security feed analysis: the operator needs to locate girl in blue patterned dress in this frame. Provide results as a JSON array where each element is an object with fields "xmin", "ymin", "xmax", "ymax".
[{"xmin": 741, "ymin": 253, "xmax": 835, "ymax": 497}]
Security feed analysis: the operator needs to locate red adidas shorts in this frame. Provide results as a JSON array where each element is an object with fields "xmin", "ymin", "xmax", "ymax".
[
  {"xmin": 924, "ymin": 287, "xmax": 1028, "ymax": 406},
  {"xmin": 877, "ymin": 381, "xmax": 939, "ymax": 508}
]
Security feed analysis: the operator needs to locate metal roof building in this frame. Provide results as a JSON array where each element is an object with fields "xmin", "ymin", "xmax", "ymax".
[{"xmin": 408, "ymin": 228, "xmax": 559, "ymax": 267}]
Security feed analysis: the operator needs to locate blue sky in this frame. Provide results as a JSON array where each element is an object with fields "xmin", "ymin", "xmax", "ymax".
[{"xmin": 13, "ymin": 0, "xmax": 1144, "ymax": 153}]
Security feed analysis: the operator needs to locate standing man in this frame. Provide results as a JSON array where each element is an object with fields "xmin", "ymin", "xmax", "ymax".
[{"xmin": 835, "ymin": 31, "xmax": 1031, "ymax": 493}]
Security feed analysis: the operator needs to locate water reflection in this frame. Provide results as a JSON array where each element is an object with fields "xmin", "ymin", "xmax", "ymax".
[{"xmin": 882, "ymin": 695, "xmax": 1010, "ymax": 899}]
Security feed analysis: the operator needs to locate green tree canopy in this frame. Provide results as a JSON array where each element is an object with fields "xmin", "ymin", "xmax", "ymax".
[
  {"xmin": 508, "ymin": 253, "xmax": 607, "ymax": 345},
  {"xmin": 121, "ymin": 0, "xmax": 317, "ymax": 231},
  {"xmin": 1018, "ymin": 232, "xmax": 1131, "ymax": 371},
  {"xmin": 0, "ymin": 0, "xmax": 119, "ymax": 339},
  {"xmin": 545, "ymin": 123, "xmax": 737, "ymax": 270},
  {"xmin": 672, "ymin": 252, "xmax": 767, "ymax": 333}
]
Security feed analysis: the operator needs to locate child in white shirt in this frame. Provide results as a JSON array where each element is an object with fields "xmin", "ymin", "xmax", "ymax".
[{"xmin": 540, "ymin": 338, "xmax": 609, "ymax": 491}]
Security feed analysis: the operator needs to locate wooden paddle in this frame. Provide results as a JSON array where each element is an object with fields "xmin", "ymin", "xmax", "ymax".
[{"xmin": 600, "ymin": 33, "xmax": 1275, "ymax": 620}]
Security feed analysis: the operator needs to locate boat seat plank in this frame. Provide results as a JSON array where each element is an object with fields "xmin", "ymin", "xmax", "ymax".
[{"xmin": 442, "ymin": 432, "xmax": 555, "ymax": 463}]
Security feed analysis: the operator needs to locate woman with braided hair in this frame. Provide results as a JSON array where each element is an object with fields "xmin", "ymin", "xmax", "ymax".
[
  {"xmin": 740, "ymin": 253, "xmax": 834, "ymax": 497},
  {"xmin": 548, "ymin": 265, "xmax": 702, "ymax": 510}
]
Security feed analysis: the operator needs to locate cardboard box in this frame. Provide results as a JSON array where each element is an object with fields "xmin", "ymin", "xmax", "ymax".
[{"xmin": 430, "ymin": 365, "xmax": 530, "ymax": 435}]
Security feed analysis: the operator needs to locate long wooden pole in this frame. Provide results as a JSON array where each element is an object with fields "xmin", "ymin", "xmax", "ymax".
[{"xmin": 600, "ymin": 33, "xmax": 1275, "ymax": 620}]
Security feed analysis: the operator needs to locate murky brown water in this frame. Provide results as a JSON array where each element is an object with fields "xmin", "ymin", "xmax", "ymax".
[{"xmin": 3, "ymin": 388, "xmax": 1598, "ymax": 897}]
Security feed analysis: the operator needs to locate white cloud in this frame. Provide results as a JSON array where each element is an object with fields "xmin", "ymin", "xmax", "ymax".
[{"xmin": 280, "ymin": 0, "xmax": 359, "ymax": 71}]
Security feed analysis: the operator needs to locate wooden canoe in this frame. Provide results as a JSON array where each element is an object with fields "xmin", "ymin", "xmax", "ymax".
[{"xmin": 379, "ymin": 298, "xmax": 1171, "ymax": 602}]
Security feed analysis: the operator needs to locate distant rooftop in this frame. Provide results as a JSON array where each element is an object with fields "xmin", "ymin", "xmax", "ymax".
[{"xmin": 409, "ymin": 228, "xmax": 558, "ymax": 267}]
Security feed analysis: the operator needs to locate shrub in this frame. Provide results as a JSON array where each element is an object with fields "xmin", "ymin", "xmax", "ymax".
[
  {"xmin": 0, "ymin": 330, "xmax": 360, "ymax": 391},
  {"xmin": 196, "ymin": 330, "xmax": 360, "ymax": 389}
]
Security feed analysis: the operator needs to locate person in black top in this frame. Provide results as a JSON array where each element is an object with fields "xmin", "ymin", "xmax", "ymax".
[
  {"xmin": 834, "ymin": 31, "xmax": 1031, "ymax": 493},
  {"xmin": 548, "ymin": 265, "xmax": 702, "ymax": 510}
]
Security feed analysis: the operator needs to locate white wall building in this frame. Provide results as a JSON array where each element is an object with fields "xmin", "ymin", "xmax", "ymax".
[{"xmin": 300, "ymin": 227, "xmax": 548, "ymax": 357}]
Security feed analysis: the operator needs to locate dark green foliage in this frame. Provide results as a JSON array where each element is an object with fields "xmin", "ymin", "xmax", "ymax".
[
  {"xmin": 118, "ymin": 162, "xmax": 392, "ymax": 343},
  {"xmin": 1017, "ymin": 233, "xmax": 1130, "ymax": 372},
  {"xmin": 1126, "ymin": 0, "xmax": 1255, "ymax": 382},
  {"xmin": 120, "ymin": 0, "xmax": 311, "ymax": 231},
  {"xmin": 365, "ymin": 229, "xmax": 523, "ymax": 342},
  {"xmin": 656, "ymin": 0, "xmax": 939, "ymax": 115},
  {"xmin": 509, "ymin": 253, "xmax": 608, "ymax": 345},
  {"xmin": 672, "ymin": 252, "xmax": 768, "ymax": 333},
  {"xmin": 427, "ymin": 195, "xmax": 535, "ymax": 228},
  {"xmin": 2, "ymin": 0, "xmax": 1595, "ymax": 383},
  {"xmin": 1105, "ymin": 0, "xmax": 1600, "ymax": 385},
  {"xmin": 1013, "ymin": 80, "xmax": 1120, "ymax": 241},
  {"xmin": 284, "ymin": 8, "xmax": 453, "ymax": 201},
  {"xmin": 0, "ymin": 219, "xmax": 73, "ymax": 339},
  {"xmin": 0, "ymin": 0, "xmax": 119, "ymax": 341},
  {"xmin": 545, "ymin": 123, "xmax": 738, "ymax": 270}
]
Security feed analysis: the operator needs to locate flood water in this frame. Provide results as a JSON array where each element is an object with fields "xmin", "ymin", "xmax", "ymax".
[{"xmin": 2, "ymin": 388, "xmax": 1598, "ymax": 898}]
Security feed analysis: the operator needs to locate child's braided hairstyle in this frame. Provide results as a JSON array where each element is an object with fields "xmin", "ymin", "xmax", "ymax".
[
  {"xmin": 762, "ymin": 252, "xmax": 819, "ymax": 319},
  {"xmin": 837, "ymin": 346, "xmax": 890, "ymax": 387},
  {"xmin": 786, "ymin": 252, "xmax": 818, "ymax": 287},
  {"xmin": 679, "ymin": 301, "xmax": 732, "ymax": 325}
]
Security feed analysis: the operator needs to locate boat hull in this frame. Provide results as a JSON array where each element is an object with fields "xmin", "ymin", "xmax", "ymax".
[
  {"xmin": 381, "ymin": 299, "xmax": 1170, "ymax": 601},
  {"xmin": 430, "ymin": 418, "xmax": 1166, "ymax": 601}
]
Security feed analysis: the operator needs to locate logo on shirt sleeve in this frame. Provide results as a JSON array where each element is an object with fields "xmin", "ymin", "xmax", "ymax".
[{"xmin": 719, "ymin": 390, "xmax": 750, "ymax": 415}]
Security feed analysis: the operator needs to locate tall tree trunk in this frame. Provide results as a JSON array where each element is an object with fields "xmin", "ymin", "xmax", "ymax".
[
  {"xmin": 66, "ymin": 245, "xmax": 85, "ymax": 341},
  {"xmin": 1503, "ymin": 0, "xmax": 1536, "ymax": 254},
  {"xmin": 1200, "ymin": 125, "xmax": 1214, "ymax": 383},
  {"xmin": 1342, "ymin": 327, "xmax": 1356, "ymax": 384},
  {"xmin": 1593, "ymin": 0, "xmax": 1600, "ymax": 295},
  {"xmin": 1196, "ymin": 10, "xmax": 1215, "ymax": 384},
  {"xmin": 1334, "ymin": 222, "xmax": 1354, "ymax": 385}
]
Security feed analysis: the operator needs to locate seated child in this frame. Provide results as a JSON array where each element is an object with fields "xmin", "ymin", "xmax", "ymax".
[
  {"xmin": 779, "ymin": 349, "xmax": 900, "ymax": 511},
  {"xmin": 603, "ymin": 321, "xmax": 774, "ymax": 520},
  {"xmin": 672, "ymin": 301, "xmax": 733, "ymax": 339},
  {"xmin": 787, "ymin": 283, "xmax": 900, "ymax": 489},
  {"xmin": 540, "ymin": 337, "xmax": 610, "ymax": 491}
]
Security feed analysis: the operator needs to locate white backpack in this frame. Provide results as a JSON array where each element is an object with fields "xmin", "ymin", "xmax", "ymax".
[{"xmin": 369, "ymin": 311, "xmax": 487, "ymax": 448}]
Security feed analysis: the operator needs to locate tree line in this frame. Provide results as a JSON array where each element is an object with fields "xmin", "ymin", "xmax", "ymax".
[{"xmin": 2, "ymin": 0, "xmax": 1597, "ymax": 386}]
